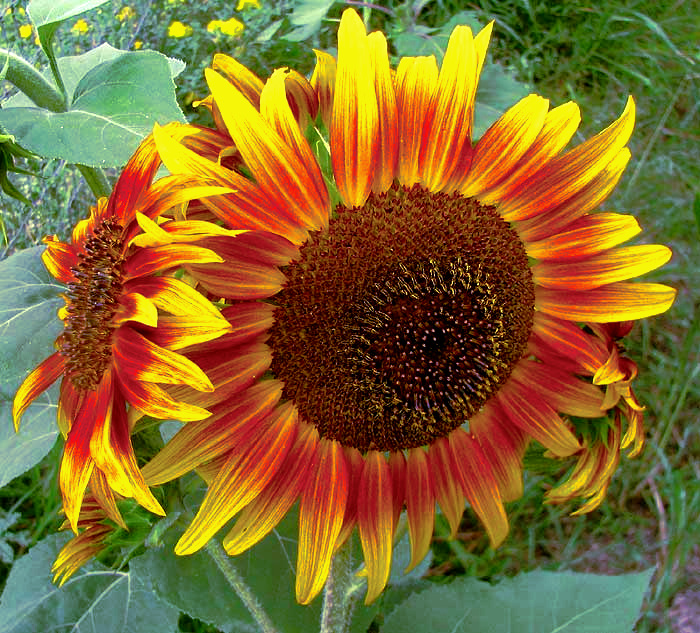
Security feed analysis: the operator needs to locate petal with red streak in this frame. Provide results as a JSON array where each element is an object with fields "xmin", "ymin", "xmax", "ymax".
[
  {"xmin": 404, "ymin": 447, "xmax": 434, "ymax": 572},
  {"xmin": 13, "ymin": 352, "xmax": 65, "ymax": 429}
]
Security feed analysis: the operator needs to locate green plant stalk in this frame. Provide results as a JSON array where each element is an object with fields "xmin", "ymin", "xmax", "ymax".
[
  {"xmin": 320, "ymin": 540, "xmax": 360, "ymax": 633},
  {"xmin": 1, "ymin": 49, "xmax": 66, "ymax": 112},
  {"xmin": 2, "ymin": 50, "xmax": 110, "ymax": 200},
  {"xmin": 204, "ymin": 539, "xmax": 278, "ymax": 633}
]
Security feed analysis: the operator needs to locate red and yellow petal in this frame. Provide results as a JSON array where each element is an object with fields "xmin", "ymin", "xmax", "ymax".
[
  {"xmin": 296, "ymin": 438, "xmax": 350, "ymax": 604},
  {"xmin": 206, "ymin": 68, "xmax": 328, "ymax": 233},
  {"xmin": 535, "ymin": 281, "xmax": 677, "ymax": 322},
  {"xmin": 448, "ymin": 429, "xmax": 509, "ymax": 547},
  {"xmin": 41, "ymin": 236, "xmax": 77, "ymax": 283},
  {"xmin": 427, "ymin": 438, "xmax": 465, "ymax": 538},
  {"xmin": 13, "ymin": 352, "xmax": 65, "ymax": 430},
  {"xmin": 113, "ymin": 328, "xmax": 213, "ymax": 391},
  {"xmin": 532, "ymin": 244, "xmax": 672, "ymax": 291},
  {"xmin": 331, "ymin": 9, "xmax": 379, "ymax": 208},
  {"xmin": 357, "ymin": 450, "xmax": 394, "ymax": 604},
  {"xmin": 310, "ymin": 49, "xmax": 337, "ymax": 128},
  {"xmin": 175, "ymin": 402, "xmax": 297, "ymax": 555},
  {"xmin": 112, "ymin": 292, "xmax": 158, "ymax": 327},
  {"xmin": 142, "ymin": 380, "xmax": 283, "ymax": 485},
  {"xmin": 404, "ymin": 447, "xmax": 434, "ymax": 572}
]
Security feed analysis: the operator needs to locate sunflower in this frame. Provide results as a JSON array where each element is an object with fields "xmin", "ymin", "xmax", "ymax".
[
  {"xmin": 12, "ymin": 129, "xmax": 239, "ymax": 535},
  {"xmin": 146, "ymin": 9, "xmax": 676, "ymax": 605}
]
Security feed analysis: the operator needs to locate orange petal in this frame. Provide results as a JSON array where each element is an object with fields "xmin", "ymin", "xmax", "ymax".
[
  {"xmin": 153, "ymin": 123, "xmax": 308, "ymax": 243},
  {"xmin": 497, "ymin": 97, "xmax": 635, "ymax": 222},
  {"xmin": 191, "ymin": 302, "xmax": 275, "ymax": 351},
  {"xmin": 496, "ymin": 376, "xmax": 581, "ymax": 457},
  {"xmin": 211, "ymin": 53, "xmax": 264, "ymax": 108},
  {"xmin": 389, "ymin": 450, "xmax": 406, "ymax": 531},
  {"xmin": 260, "ymin": 69, "xmax": 329, "ymax": 230},
  {"xmin": 420, "ymin": 23, "xmax": 493, "ymax": 191},
  {"xmin": 461, "ymin": 94, "xmax": 549, "ymax": 197},
  {"xmin": 206, "ymin": 68, "xmax": 327, "ymax": 233},
  {"xmin": 125, "ymin": 276, "xmax": 227, "ymax": 320},
  {"xmin": 142, "ymin": 380, "xmax": 283, "ymax": 485},
  {"xmin": 404, "ymin": 447, "xmax": 434, "ymax": 572},
  {"xmin": 396, "ymin": 56, "xmax": 438, "ymax": 185},
  {"xmin": 123, "ymin": 243, "xmax": 223, "ymax": 279},
  {"xmin": 284, "ymin": 68, "xmax": 319, "ymax": 129},
  {"xmin": 175, "ymin": 402, "xmax": 297, "ymax": 555},
  {"xmin": 512, "ymin": 360, "xmax": 605, "ymax": 419},
  {"xmin": 187, "ymin": 258, "xmax": 286, "ymax": 300},
  {"xmin": 13, "ymin": 352, "xmax": 65, "ymax": 430},
  {"xmin": 112, "ymin": 292, "xmax": 158, "ymax": 327},
  {"xmin": 296, "ymin": 438, "xmax": 349, "ymax": 605},
  {"xmin": 41, "ymin": 236, "xmax": 77, "ymax": 283},
  {"xmin": 331, "ymin": 8, "xmax": 379, "ymax": 208},
  {"xmin": 60, "ymin": 384, "xmax": 105, "ymax": 531},
  {"xmin": 532, "ymin": 244, "xmax": 672, "ymax": 290},
  {"xmin": 427, "ymin": 437, "xmax": 465, "ymax": 538},
  {"xmin": 357, "ymin": 450, "xmax": 394, "ymax": 604},
  {"xmin": 335, "ymin": 446, "xmax": 365, "ymax": 552},
  {"xmin": 310, "ymin": 49, "xmax": 337, "ymax": 128},
  {"xmin": 145, "ymin": 314, "xmax": 236, "ymax": 351},
  {"xmin": 470, "ymin": 401, "xmax": 528, "ymax": 502},
  {"xmin": 525, "ymin": 212, "xmax": 642, "ymax": 260},
  {"xmin": 367, "ymin": 30, "xmax": 398, "ymax": 192},
  {"xmin": 512, "ymin": 147, "xmax": 631, "ymax": 233},
  {"xmin": 448, "ymin": 429, "xmax": 509, "ymax": 547},
  {"xmin": 89, "ymin": 376, "xmax": 164, "ymax": 516},
  {"xmin": 89, "ymin": 468, "xmax": 127, "ymax": 529},
  {"xmin": 535, "ymin": 281, "xmax": 677, "ymax": 322},
  {"xmin": 478, "ymin": 101, "xmax": 581, "ymax": 205},
  {"xmin": 113, "ymin": 328, "xmax": 213, "ymax": 391},
  {"xmin": 224, "ymin": 421, "xmax": 319, "ymax": 555},
  {"xmin": 115, "ymin": 371, "xmax": 211, "ymax": 422},
  {"xmin": 131, "ymin": 213, "xmax": 246, "ymax": 248}
]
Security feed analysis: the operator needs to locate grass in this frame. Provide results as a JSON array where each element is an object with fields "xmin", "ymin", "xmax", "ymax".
[{"xmin": 1, "ymin": 0, "xmax": 698, "ymax": 632}]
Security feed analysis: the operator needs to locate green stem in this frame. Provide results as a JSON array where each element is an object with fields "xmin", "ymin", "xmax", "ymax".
[
  {"xmin": 76, "ymin": 164, "xmax": 111, "ymax": 199},
  {"xmin": 205, "ymin": 540, "xmax": 278, "ymax": 633},
  {"xmin": 320, "ymin": 540, "xmax": 361, "ymax": 633},
  {"xmin": 1, "ymin": 48, "xmax": 67, "ymax": 112}
]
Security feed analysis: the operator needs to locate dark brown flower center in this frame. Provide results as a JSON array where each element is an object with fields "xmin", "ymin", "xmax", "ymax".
[
  {"xmin": 269, "ymin": 183, "xmax": 535, "ymax": 452},
  {"xmin": 60, "ymin": 216, "xmax": 125, "ymax": 390}
]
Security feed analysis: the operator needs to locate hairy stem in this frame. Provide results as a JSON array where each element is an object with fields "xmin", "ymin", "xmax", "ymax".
[
  {"xmin": 205, "ymin": 540, "xmax": 278, "ymax": 633},
  {"xmin": 320, "ymin": 540, "xmax": 361, "ymax": 633},
  {"xmin": 1, "ymin": 48, "xmax": 67, "ymax": 112}
]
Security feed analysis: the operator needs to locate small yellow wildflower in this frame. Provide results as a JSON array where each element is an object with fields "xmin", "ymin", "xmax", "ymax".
[
  {"xmin": 19, "ymin": 7, "xmax": 26, "ymax": 15},
  {"xmin": 167, "ymin": 20, "xmax": 193, "ymax": 38},
  {"xmin": 133, "ymin": 40, "xmax": 143, "ymax": 50},
  {"xmin": 117, "ymin": 6, "xmax": 135, "ymax": 22},
  {"xmin": 19, "ymin": 24, "xmax": 33, "ymax": 39},
  {"xmin": 71, "ymin": 19, "xmax": 89, "ymax": 35},
  {"xmin": 207, "ymin": 17, "xmax": 245, "ymax": 37},
  {"xmin": 236, "ymin": 0, "xmax": 260, "ymax": 9}
]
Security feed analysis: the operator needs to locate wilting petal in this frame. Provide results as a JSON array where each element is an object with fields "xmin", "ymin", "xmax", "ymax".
[
  {"xmin": 331, "ymin": 8, "xmax": 379, "ymax": 208},
  {"xmin": 41, "ymin": 236, "xmax": 77, "ymax": 283},
  {"xmin": 125, "ymin": 276, "xmax": 227, "ymax": 320},
  {"xmin": 310, "ymin": 49, "xmax": 337, "ymax": 128},
  {"xmin": 175, "ymin": 403, "xmax": 297, "ymax": 554},
  {"xmin": 13, "ymin": 352, "xmax": 65, "ymax": 430},
  {"xmin": 131, "ymin": 212, "xmax": 246, "ymax": 248},
  {"xmin": 357, "ymin": 450, "xmax": 393, "ymax": 604},
  {"xmin": 297, "ymin": 438, "xmax": 349, "ymax": 605},
  {"xmin": 536, "ymin": 282, "xmax": 677, "ymax": 322},
  {"xmin": 211, "ymin": 53, "xmax": 264, "ymax": 108},
  {"xmin": 122, "ymin": 243, "xmax": 223, "ymax": 279},
  {"xmin": 404, "ymin": 447, "xmax": 434, "ymax": 572}
]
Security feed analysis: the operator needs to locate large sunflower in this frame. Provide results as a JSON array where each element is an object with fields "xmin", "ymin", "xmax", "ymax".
[
  {"xmin": 146, "ymin": 9, "xmax": 676, "ymax": 605},
  {"xmin": 12, "ymin": 129, "xmax": 238, "ymax": 534}
]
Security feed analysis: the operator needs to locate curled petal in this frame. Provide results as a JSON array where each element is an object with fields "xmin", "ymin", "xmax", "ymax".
[{"xmin": 13, "ymin": 352, "xmax": 65, "ymax": 430}]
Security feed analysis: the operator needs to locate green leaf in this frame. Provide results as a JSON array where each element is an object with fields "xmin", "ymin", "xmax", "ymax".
[
  {"xmin": 381, "ymin": 569, "xmax": 654, "ymax": 633},
  {"xmin": 0, "ymin": 51, "xmax": 185, "ymax": 168},
  {"xmin": 27, "ymin": 0, "xmax": 110, "ymax": 31},
  {"xmin": 130, "ymin": 510, "xmax": 322, "ymax": 633},
  {"xmin": 474, "ymin": 63, "xmax": 530, "ymax": 140},
  {"xmin": 0, "ymin": 533, "xmax": 180, "ymax": 633},
  {"xmin": 0, "ymin": 247, "xmax": 63, "ymax": 488},
  {"xmin": 284, "ymin": 0, "xmax": 335, "ymax": 41}
]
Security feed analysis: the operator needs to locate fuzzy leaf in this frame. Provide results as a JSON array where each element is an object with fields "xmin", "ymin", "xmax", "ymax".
[
  {"xmin": 0, "ymin": 51, "xmax": 185, "ymax": 168},
  {"xmin": 382, "ymin": 569, "xmax": 654, "ymax": 633},
  {"xmin": 0, "ymin": 247, "xmax": 63, "ymax": 487},
  {"xmin": 0, "ymin": 534, "xmax": 179, "ymax": 633}
]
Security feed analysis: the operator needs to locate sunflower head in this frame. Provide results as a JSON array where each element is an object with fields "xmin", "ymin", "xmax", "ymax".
[{"xmin": 146, "ymin": 8, "xmax": 675, "ymax": 605}]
